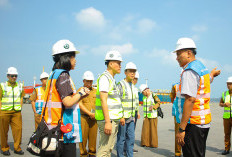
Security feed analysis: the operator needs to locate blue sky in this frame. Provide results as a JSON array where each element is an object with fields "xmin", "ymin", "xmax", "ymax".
[{"xmin": 0, "ymin": 0, "xmax": 232, "ymax": 98}]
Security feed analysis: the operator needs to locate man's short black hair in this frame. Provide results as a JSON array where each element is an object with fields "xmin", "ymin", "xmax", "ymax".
[
  {"xmin": 105, "ymin": 61, "xmax": 110, "ymax": 67},
  {"xmin": 189, "ymin": 48, "xmax": 197, "ymax": 55}
]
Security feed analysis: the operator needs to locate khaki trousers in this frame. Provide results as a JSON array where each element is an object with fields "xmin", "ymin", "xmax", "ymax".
[
  {"xmin": 96, "ymin": 120, "xmax": 119, "ymax": 157},
  {"xmin": 224, "ymin": 118, "xmax": 232, "ymax": 151},
  {"xmin": 0, "ymin": 110, "xmax": 22, "ymax": 152},
  {"xmin": 79, "ymin": 115, "xmax": 98, "ymax": 157},
  {"xmin": 141, "ymin": 117, "xmax": 158, "ymax": 147},
  {"xmin": 174, "ymin": 117, "xmax": 182, "ymax": 156},
  {"xmin": 34, "ymin": 113, "xmax": 41, "ymax": 130}
]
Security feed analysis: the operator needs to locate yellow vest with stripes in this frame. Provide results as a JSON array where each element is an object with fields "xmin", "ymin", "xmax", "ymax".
[{"xmin": 0, "ymin": 81, "xmax": 23, "ymax": 111}]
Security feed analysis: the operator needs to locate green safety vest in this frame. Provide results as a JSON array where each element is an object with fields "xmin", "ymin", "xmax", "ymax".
[
  {"xmin": 0, "ymin": 82, "xmax": 23, "ymax": 111},
  {"xmin": 143, "ymin": 93, "xmax": 157, "ymax": 118},
  {"xmin": 222, "ymin": 91, "xmax": 232, "ymax": 119},
  {"xmin": 95, "ymin": 71, "xmax": 123, "ymax": 120},
  {"xmin": 118, "ymin": 79, "xmax": 138, "ymax": 118}
]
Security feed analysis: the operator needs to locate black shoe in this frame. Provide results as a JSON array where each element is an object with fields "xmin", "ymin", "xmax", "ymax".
[
  {"xmin": 14, "ymin": 150, "xmax": 24, "ymax": 155},
  {"xmin": 2, "ymin": 150, "xmax": 10, "ymax": 156},
  {"xmin": 133, "ymin": 149, "xmax": 138, "ymax": 153},
  {"xmin": 222, "ymin": 150, "xmax": 230, "ymax": 155}
]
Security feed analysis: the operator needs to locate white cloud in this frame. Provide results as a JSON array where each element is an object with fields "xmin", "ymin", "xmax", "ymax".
[
  {"xmin": 197, "ymin": 57, "xmax": 220, "ymax": 70},
  {"xmin": 191, "ymin": 25, "xmax": 208, "ymax": 32},
  {"xmin": 91, "ymin": 43, "xmax": 138, "ymax": 55},
  {"xmin": 191, "ymin": 35, "xmax": 200, "ymax": 41},
  {"xmin": 137, "ymin": 18, "xmax": 156, "ymax": 33},
  {"xmin": 0, "ymin": 0, "xmax": 10, "ymax": 7},
  {"xmin": 149, "ymin": 48, "xmax": 177, "ymax": 65},
  {"xmin": 75, "ymin": 7, "xmax": 106, "ymax": 31}
]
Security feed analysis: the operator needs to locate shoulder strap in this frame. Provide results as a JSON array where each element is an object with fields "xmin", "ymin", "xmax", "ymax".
[{"xmin": 42, "ymin": 71, "xmax": 64, "ymax": 119}]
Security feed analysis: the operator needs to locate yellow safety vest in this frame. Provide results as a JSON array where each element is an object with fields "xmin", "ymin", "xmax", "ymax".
[
  {"xmin": 143, "ymin": 93, "xmax": 158, "ymax": 118},
  {"xmin": 95, "ymin": 71, "xmax": 123, "ymax": 120},
  {"xmin": 118, "ymin": 79, "xmax": 138, "ymax": 118},
  {"xmin": 0, "ymin": 81, "xmax": 23, "ymax": 111}
]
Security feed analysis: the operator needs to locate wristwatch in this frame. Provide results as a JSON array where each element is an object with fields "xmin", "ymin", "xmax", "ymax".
[
  {"xmin": 179, "ymin": 127, "xmax": 185, "ymax": 133},
  {"xmin": 78, "ymin": 92, "xmax": 83, "ymax": 97}
]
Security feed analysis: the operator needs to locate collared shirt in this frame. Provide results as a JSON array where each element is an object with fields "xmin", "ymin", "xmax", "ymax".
[
  {"xmin": 0, "ymin": 81, "xmax": 25, "ymax": 100},
  {"xmin": 77, "ymin": 87, "xmax": 96, "ymax": 115}
]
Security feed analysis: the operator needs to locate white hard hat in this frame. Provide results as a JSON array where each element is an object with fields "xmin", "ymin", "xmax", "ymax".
[
  {"xmin": 227, "ymin": 77, "xmax": 232, "ymax": 83},
  {"xmin": 40, "ymin": 72, "xmax": 49, "ymax": 79},
  {"xmin": 135, "ymin": 71, "xmax": 139, "ymax": 79},
  {"xmin": 83, "ymin": 71, "xmax": 94, "ymax": 80},
  {"xmin": 105, "ymin": 50, "xmax": 123, "ymax": 62},
  {"xmin": 7, "ymin": 67, "xmax": 18, "ymax": 75},
  {"xmin": 139, "ymin": 84, "xmax": 148, "ymax": 93},
  {"xmin": 52, "ymin": 39, "xmax": 80, "ymax": 56},
  {"xmin": 125, "ymin": 62, "xmax": 137, "ymax": 70},
  {"xmin": 173, "ymin": 37, "xmax": 196, "ymax": 53}
]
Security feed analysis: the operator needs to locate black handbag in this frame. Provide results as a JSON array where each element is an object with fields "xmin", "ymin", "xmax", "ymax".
[
  {"xmin": 157, "ymin": 107, "xmax": 164, "ymax": 118},
  {"xmin": 152, "ymin": 93, "xmax": 164, "ymax": 118},
  {"xmin": 27, "ymin": 72, "xmax": 64, "ymax": 156}
]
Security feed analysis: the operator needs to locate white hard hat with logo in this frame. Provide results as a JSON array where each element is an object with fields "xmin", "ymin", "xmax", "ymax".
[
  {"xmin": 52, "ymin": 39, "xmax": 80, "ymax": 56},
  {"xmin": 139, "ymin": 84, "xmax": 148, "ymax": 93},
  {"xmin": 173, "ymin": 37, "xmax": 196, "ymax": 53},
  {"xmin": 125, "ymin": 62, "xmax": 137, "ymax": 70},
  {"xmin": 227, "ymin": 77, "xmax": 232, "ymax": 83},
  {"xmin": 105, "ymin": 50, "xmax": 123, "ymax": 62},
  {"xmin": 135, "ymin": 71, "xmax": 139, "ymax": 79},
  {"xmin": 83, "ymin": 71, "xmax": 94, "ymax": 80},
  {"xmin": 7, "ymin": 67, "xmax": 18, "ymax": 75},
  {"xmin": 40, "ymin": 72, "xmax": 49, "ymax": 79}
]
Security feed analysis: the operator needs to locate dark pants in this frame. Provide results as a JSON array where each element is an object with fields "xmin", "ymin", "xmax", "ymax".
[
  {"xmin": 41, "ymin": 143, "xmax": 76, "ymax": 157},
  {"xmin": 134, "ymin": 110, "xmax": 138, "ymax": 129},
  {"xmin": 182, "ymin": 124, "xmax": 209, "ymax": 157}
]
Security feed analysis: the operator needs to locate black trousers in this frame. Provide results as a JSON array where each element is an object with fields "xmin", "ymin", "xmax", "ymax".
[
  {"xmin": 41, "ymin": 143, "xmax": 76, "ymax": 157},
  {"xmin": 182, "ymin": 124, "xmax": 209, "ymax": 157}
]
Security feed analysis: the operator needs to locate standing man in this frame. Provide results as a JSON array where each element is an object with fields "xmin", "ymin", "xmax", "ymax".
[
  {"xmin": 30, "ymin": 72, "xmax": 49, "ymax": 130},
  {"xmin": 132, "ymin": 71, "xmax": 140, "ymax": 153},
  {"xmin": 170, "ymin": 83, "xmax": 182, "ymax": 157},
  {"xmin": 0, "ymin": 67, "xmax": 25, "ymax": 156},
  {"xmin": 132, "ymin": 71, "xmax": 141, "ymax": 129},
  {"xmin": 78, "ymin": 71, "xmax": 98, "ymax": 157},
  {"xmin": 116, "ymin": 62, "xmax": 139, "ymax": 157},
  {"xmin": 95, "ymin": 50, "xmax": 124, "ymax": 157},
  {"xmin": 219, "ymin": 77, "xmax": 232, "ymax": 155},
  {"xmin": 174, "ymin": 37, "xmax": 221, "ymax": 157}
]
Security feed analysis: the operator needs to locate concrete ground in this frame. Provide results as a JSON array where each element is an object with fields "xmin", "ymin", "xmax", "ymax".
[{"xmin": 2, "ymin": 102, "xmax": 232, "ymax": 157}]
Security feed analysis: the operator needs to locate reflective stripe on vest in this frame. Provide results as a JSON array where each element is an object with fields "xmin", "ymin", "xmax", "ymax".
[
  {"xmin": 143, "ymin": 93, "xmax": 157, "ymax": 118},
  {"xmin": 222, "ymin": 91, "xmax": 232, "ymax": 119},
  {"xmin": 119, "ymin": 80, "xmax": 138, "ymax": 118},
  {"xmin": 95, "ymin": 71, "xmax": 123, "ymax": 120},
  {"xmin": 0, "ymin": 82, "xmax": 22, "ymax": 111},
  {"xmin": 176, "ymin": 60, "xmax": 211, "ymax": 125},
  {"xmin": 35, "ymin": 86, "xmax": 45, "ymax": 114},
  {"xmin": 41, "ymin": 69, "xmax": 82, "ymax": 143}
]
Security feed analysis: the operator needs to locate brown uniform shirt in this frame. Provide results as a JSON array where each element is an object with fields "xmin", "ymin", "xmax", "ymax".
[
  {"xmin": 29, "ymin": 89, "xmax": 37, "ymax": 102},
  {"xmin": 0, "ymin": 81, "xmax": 25, "ymax": 100},
  {"xmin": 77, "ymin": 87, "xmax": 96, "ymax": 115}
]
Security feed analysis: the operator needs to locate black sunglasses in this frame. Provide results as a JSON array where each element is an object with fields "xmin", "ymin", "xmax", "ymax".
[{"xmin": 10, "ymin": 75, "xmax": 18, "ymax": 78}]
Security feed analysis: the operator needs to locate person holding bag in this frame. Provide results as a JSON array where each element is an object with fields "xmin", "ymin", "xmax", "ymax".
[
  {"xmin": 41, "ymin": 39, "xmax": 90, "ymax": 157},
  {"xmin": 139, "ymin": 84, "xmax": 160, "ymax": 148}
]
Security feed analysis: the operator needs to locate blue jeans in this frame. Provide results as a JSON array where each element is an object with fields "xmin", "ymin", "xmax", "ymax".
[{"xmin": 116, "ymin": 121, "xmax": 135, "ymax": 157}]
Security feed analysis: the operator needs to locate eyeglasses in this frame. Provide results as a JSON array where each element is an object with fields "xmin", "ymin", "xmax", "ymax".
[{"xmin": 10, "ymin": 75, "xmax": 18, "ymax": 78}]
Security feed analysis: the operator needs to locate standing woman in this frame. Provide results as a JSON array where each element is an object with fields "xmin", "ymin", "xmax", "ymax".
[
  {"xmin": 139, "ymin": 84, "xmax": 160, "ymax": 148},
  {"xmin": 41, "ymin": 40, "xmax": 90, "ymax": 157}
]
